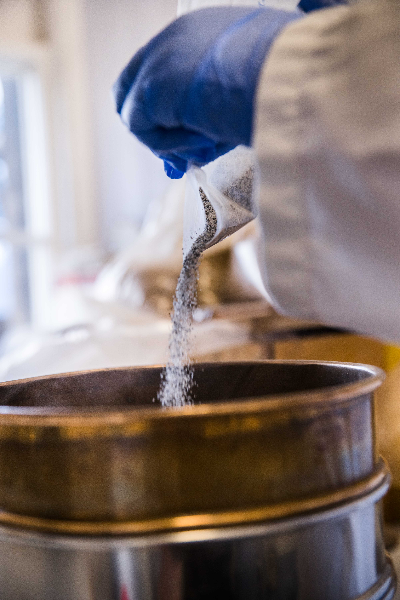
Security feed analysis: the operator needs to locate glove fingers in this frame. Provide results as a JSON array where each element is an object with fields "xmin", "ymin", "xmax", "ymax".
[
  {"xmin": 163, "ymin": 160, "xmax": 186, "ymax": 179},
  {"xmin": 160, "ymin": 141, "xmax": 236, "ymax": 179},
  {"xmin": 298, "ymin": 0, "xmax": 348, "ymax": 11},
  {"xmin": 139, "ymin": 127, "xmax": 216, "ymax": 158},
  {"xmin": 147, "ymin": 129, "xmax": 234, "ymax": 164},
  {"xmin": 162, "ymin": 154, "xmax": 188, "ymax": 172},
  {"xmin": 113, "ymin": 46, "xmax": 148, "ymax": 115}
]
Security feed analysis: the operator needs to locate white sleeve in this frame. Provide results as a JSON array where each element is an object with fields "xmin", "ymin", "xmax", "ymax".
[{"xmin": 254, "ymin": 0, "xmax": 400, "ymax": 343}]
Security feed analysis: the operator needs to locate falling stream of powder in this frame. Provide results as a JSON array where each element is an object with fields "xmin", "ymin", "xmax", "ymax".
[{"xmin": 158, "ymin": 188, "xmax": 217, "ymax": 407}]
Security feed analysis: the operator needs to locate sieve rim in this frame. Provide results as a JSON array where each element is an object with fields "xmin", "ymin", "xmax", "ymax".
[
  {"xmin": 0, "ymin": 360, "xmax": 384, "ymax": 425},
  {"xmin": 0, "ymin": 457, "xmax": 389, "ymax": 538}
]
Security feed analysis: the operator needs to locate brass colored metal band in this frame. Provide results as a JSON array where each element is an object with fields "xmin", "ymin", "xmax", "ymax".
[{"xmin": 0, "ymin": 459, "xmax": 390, "ymax": 537}]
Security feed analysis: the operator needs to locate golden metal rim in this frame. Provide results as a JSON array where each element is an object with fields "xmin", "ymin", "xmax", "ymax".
[
  {"xmin": 0, "ymin": 459, "xmax": 389, "ymax": 537},
  {"xmin": 0, "ymin": 361, "xmax": 384, "ymax": 427}
]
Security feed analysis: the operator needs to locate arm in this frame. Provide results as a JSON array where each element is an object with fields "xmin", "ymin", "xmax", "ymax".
[
  {"xmin": 254, "ymin": 0, "xmax": 400, "ymax": 342},
  {"xmin": 114, "ymin": 0, "xmax": 400, "ymax": 343}
]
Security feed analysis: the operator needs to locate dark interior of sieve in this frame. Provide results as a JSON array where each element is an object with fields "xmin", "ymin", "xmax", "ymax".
[{"xmin": 0, "ymin": 363, "xmax": 373, "ymax": 410}]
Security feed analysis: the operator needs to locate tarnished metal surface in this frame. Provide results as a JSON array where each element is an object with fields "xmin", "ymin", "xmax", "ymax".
[{"xmin": 0, "ymin": 361, "xmax": 383, "ymax": 528}]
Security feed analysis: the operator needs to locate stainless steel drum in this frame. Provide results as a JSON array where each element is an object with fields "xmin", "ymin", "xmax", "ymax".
[{"xmin": 0, "ymin": 361, "xmax": 395, "ymax": 600}]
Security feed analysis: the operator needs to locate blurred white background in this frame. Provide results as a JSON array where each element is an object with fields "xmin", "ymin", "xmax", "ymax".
[
  {"xmin": 0, "ymin": 0, "xmax": 269, "ymax": 380},
  {"xmin": 0, "ymin": 0, "xmax": 177, "ymax": 335}
]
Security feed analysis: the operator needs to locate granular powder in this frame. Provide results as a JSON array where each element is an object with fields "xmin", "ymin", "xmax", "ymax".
[{"xmin": 158, "ymin": 187, "xmax": 217, "ymax": 407}]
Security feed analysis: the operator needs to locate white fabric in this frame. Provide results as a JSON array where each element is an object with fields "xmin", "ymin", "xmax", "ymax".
[
  {"xmin": 183, "ymin": 148, "xmax": 256, "ymax": 257},
  {"xmin": 254, "ymin": 0, "xmax": 400, "ymax": 343}
]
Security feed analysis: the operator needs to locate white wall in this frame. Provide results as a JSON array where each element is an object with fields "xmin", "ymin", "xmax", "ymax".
[
  {"xmin": 45, "ymin": 0, "xmax": 97, "ymax": 251},
  {"xmin": 0, "ymin": 0, "xmax": 180, "ymax": 333},
  {"xmin": 0, "ymin": 0, "xmax": 40, "ymax": 45},
  {"xmin": 81, "ymin": 0, "xmax": 177, "ymax": 252},
  {"xmin": 0, "ymin": 0, "xmax": 178, "ymax": 254}
]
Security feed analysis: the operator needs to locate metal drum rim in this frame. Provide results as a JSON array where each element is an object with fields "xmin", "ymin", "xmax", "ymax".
[
  {"xmin": 0, "ymin": 458, "xmax": 389, "ymax": 538},
  {"xmin": 0, "ymin": 360, "xmax": 384, "ymax": 425}
]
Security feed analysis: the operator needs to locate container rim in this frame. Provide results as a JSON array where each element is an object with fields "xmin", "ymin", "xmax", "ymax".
[
  {"xmin": 0, "ymin": 459, "xmax": 389, "ymax": 539},
  {"xmin": 0, "ymin": 360, "xmax": 385, "ymax": 425}
]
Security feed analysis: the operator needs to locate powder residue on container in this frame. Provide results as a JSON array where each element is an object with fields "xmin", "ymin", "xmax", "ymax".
[{"xmin": 158, "ymin": 188, "xmax": 217, "ymax": 407}]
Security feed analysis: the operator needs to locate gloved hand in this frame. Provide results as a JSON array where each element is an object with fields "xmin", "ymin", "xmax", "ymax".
[
  {"xmin": 114, "ymin": 7, "xmax": 301, "ymax": 179},
  {"xmin": 298, "ymin": 0, "xmax": 348, "ymax": 12}
]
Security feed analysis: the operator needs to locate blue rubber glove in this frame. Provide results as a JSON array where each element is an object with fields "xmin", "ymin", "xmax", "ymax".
[
  {"xmin": 114, "ymin": 7, "xmax": 301, "ymax": 179},
  {"xmin": 298, "ymin": 0, "xmax": 348, "ymax": 12}
]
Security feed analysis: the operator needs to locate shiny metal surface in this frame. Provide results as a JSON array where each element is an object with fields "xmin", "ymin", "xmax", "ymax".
[
  {"xmin": 0, "ymin": 361, "xmax": 383, "ymax": 529},
  {"xmin": 0, "ymin": 361, "xmax": 393, "ymax": 599},
  {"xmin": 0, "ymin": 475, "xmax": 393, "ymax": 600},
  {"xmin": 0, "ymin": 458, "xmax": 389, "ymax": 536}
]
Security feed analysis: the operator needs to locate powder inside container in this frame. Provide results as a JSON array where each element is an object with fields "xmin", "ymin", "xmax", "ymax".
[{"xmin": 158, "ymin": 188, "xmax": 217, "ymax": 407}]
